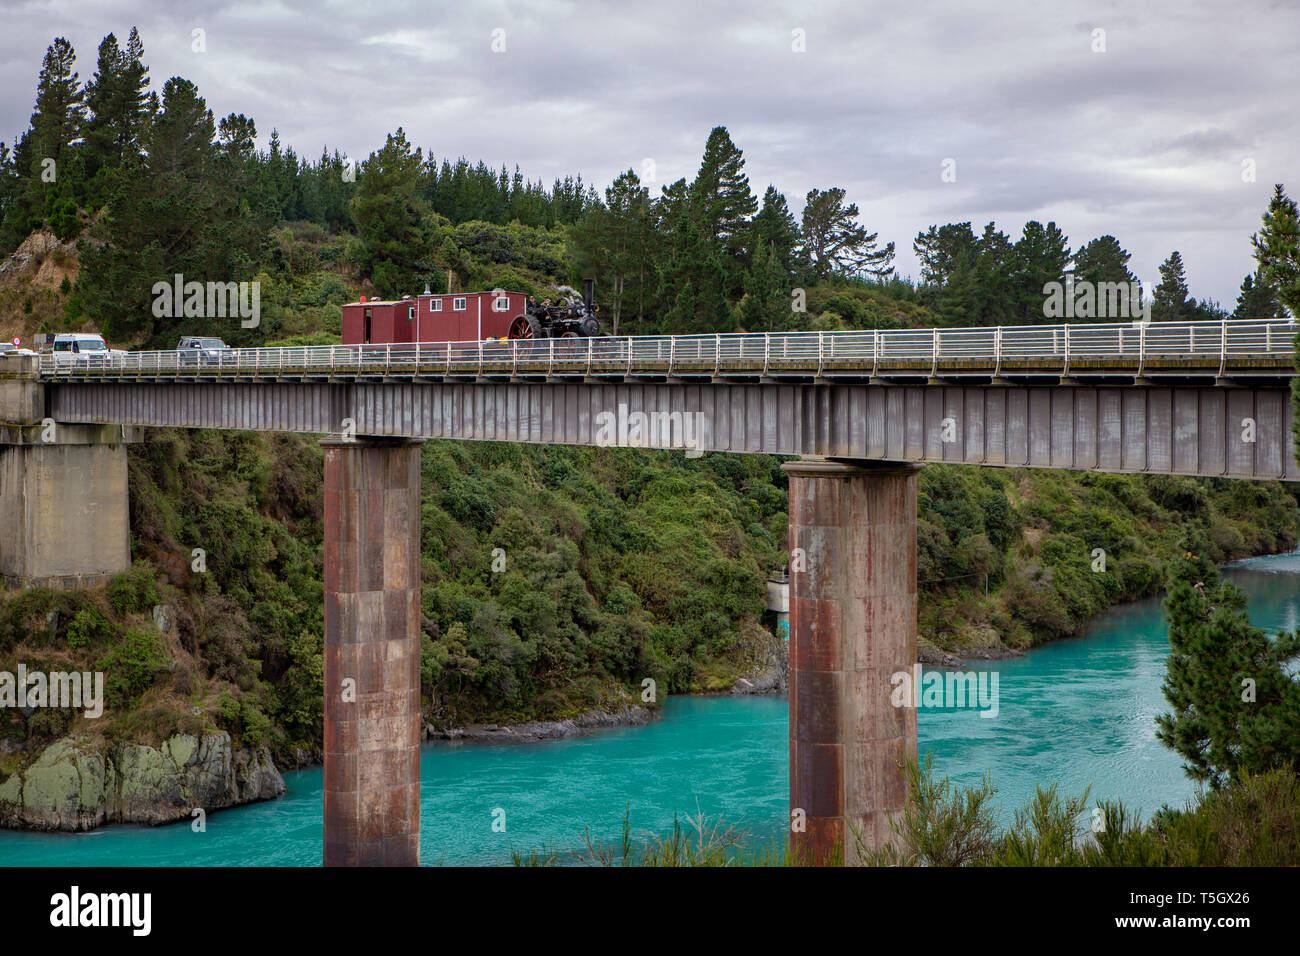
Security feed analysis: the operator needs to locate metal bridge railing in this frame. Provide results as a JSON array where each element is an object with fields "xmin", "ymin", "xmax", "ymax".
[{"xmin": 34, "ymin": 318, "xmax": 1298, "ymax": 381}]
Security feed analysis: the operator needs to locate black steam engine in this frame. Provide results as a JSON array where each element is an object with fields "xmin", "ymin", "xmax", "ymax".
[{"xmin": 510, "ymin": 278, "xmax": 602, "ymax": 340}]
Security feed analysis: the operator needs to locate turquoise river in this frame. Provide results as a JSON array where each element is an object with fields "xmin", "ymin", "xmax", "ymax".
[{"xmin": 2, "ymin": 551, "xmax": 1297, "ymax": 866}]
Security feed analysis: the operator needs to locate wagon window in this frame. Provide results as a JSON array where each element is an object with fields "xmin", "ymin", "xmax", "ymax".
[
  {"xmin": 408, "ymin": 305, "xmax": 415, "ymax": 321},
  {"xmin": 453, "ymin": 297, "xmax": 466, "ymax": 311},
  {"xmin": 429, "ymin": 299, "xmax": 442, "ymax": 312},
  {"xmin": 494, "ymin": 296, "xmax": 510, "ymax": 311}
]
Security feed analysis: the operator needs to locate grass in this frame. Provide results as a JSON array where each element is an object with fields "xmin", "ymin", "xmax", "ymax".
[
  {"xmin": 510, "ymin": 802, "xmax": 816, "ymax": 867},
  {"xmin": 511, "ymin": 758, "xmax": 1300, "ymax": 867}
]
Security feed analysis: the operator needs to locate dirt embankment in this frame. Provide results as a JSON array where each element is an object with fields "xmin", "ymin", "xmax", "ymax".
[{"xmin": 0, "ymin": 228, "xmax": 88, "ymax": 345}]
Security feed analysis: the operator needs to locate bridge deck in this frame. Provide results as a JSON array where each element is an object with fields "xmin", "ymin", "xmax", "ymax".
[{"xmin": 33, "ymin": 320, "xmax": 1298, "ymax": 384}]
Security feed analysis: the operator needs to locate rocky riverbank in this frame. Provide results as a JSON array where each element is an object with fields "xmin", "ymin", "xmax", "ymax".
[
  {"xmin": 721, "ymin": 629, "xmax": 1019, "ymax": 697},
  {"xmin": 0, "ymin": 732, "xmax": 284, "ymax": 832},
  {"xmin": 425, "ymin": 702, "xmax": 656, "ymax": 742}
]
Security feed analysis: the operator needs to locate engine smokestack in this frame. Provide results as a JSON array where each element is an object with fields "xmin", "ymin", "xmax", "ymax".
[{"xmin": 583, "ymin": 277, "xmax": 594, "ymax": 312}]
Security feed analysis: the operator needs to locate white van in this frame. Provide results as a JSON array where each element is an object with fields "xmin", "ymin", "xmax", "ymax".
[{"xmin": 38, "ymin": 332, "xmax": 126, "ymax": 366}]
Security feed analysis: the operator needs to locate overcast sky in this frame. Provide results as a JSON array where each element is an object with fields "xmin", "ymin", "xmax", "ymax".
[{"xmin": 2, "ymin": 0, "xmax": 1297, "ymax": 306}]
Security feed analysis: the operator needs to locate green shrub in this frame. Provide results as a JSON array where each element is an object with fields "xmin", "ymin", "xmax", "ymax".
[
  {"xmin": 97, "ymin": 627, "xmax": 167, "ymax": 710},
  {"xmin": 992, "ymin": 783, "xmax": 1092, "ymax": 866},
  {"xmin": 66, "ymin": 605, "xmax": 113, "ymax": 649},
  {"xmin": 240, "ymin": 700, "xmax": 272, "ymax": 748},
  {"xmin": 857, "ymin": 753, "xmax": 998, "ymax": 866},
  {"xmin": 106, "ymin": 560, "xmax": 160, "ymax": 617}
]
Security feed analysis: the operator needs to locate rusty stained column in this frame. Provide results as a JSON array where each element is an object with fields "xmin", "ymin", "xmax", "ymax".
[
  {"xmin": 782, "ymin": 457, "xmax": 920, "ymax": 865},
  {"xmin": 321, "ymin": 437, "xmax": 424, "ymax": 866}
]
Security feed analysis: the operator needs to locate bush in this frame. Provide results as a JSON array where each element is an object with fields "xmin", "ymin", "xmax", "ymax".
[
  {"xmin": 1208, "ymin": 518, "xmax": 1245, "ymax": 559},
  {"xmin": 992, "ymin": 783, "xmax": 1091, "ymax": 866},
  {"xmin": 106, "ymin": 560, "xmax": 160, "ymax": 617},
  {"xmin": 97, "ymin": 627, "xmax": 168, "ymax": 710},
  {"xmin": 240, "ymin": 700, "xmax": 272, "ymax": 748},
  {"xmin": 857, "ymin": 753, "xmax": 998, "ymax": 866},
  {"xmin": 1116, "ymin": 554, "xmax": 1162, "ymax": 599},
  {"xmin": 441, "ymin": 477, "xmax": 497, "ymax": 532},
  {"xmin": 66, "ymin": 604, "xmax": 113, "ymax": 649}
]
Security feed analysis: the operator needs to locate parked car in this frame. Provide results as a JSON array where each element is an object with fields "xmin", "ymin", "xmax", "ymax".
[
  {"xmin": 0, "ymin": 342, "xmax": 37, "ymax": 357},
  {"xmin": 177, "ymin": 336, "xmax": 231, "ymax": 365}
]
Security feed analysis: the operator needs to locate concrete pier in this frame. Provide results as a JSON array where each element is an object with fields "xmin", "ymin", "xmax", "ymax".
[
  {"xmin": 782, "ymin": 457, "xmax": 920, "ymax": 865},
  {"xmin": 322, "ymin": 436, "xmax": 423, "ymax": 866},
  {"xmin": 0, "ymin": 356, "xmax": 137, "ymax": 589}
]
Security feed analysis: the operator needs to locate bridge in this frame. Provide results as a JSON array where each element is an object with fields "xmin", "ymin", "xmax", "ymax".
[
  {"xmin": 32, "ymin": 317, "xmax": 1298, "ymax": 383},
  {"xmin": 3, "ymin": 318, "xmax": 1296, "ymax": 865}
]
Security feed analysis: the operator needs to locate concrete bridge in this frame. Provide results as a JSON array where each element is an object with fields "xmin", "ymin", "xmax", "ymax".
[{"xmin": 3, "ymin": 318, "xmax": 1296, "ymax": 865}]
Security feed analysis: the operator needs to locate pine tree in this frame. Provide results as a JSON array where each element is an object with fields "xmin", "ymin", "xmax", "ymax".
[
  {"xmin": 689, "ymin": 126, "xmax": 757, "ymax": 296},
  {"xmin": 1071, "ymin": 235, "xmax": 1138, "ymax": 321},
  {"xmin": 1011, "ymin": 221, "xmax": 1071, "ymax": 324},
  {"xmin": 0, "ymin": 37, "xmax": 86, "ymax": 245},
  {"xmin": 297, "ymin": 148, "xmax": 354, "ymax": 231},
  {"xmin": 605, "ymin": 170, "xmax": 654, "ymax": 322},
  {"xmin": 1233, "ymin": 272, "xmax": 1283, "ymax": 318},
  {"xmin": 77, "ymin": 76, "xmax": 269, "ymax": 342},
  {"xmin": 1250, "ymin": 184, "xmax": 1300, "ymax": 464},
  {"xmin": 973, "ymin": 222, "xmax": 1015, "ymax": 325},
  {"xmin": 1072, "ymin": 235, "xmax": 1135, "ymax": 286},
  {"xmin": 0, "ymin": 141, "xmax": 16, "ymax": 232},
  {"xmin": 1156, "ymin": 544, "xmax": 1300, "ymax": 788},
  {"xmin": 1152, "ymin": 250, "xmax": 1191, "ymax": 322},
  {"xmin": 1186, "ymin": 297, "xmax": 1230, "ymax": 322},
  {"xmin": 1252, "ymin": 184, "xmax": 1300, "ymax": 317},
  {"xmin": 801, "ymin": 187, "xmax": 894, "ymax": 279},
  {"xmin": 750, "ymin": 186, "xmax": 804, "ymax": 279},
  {"xmin": 81, "ymin": 28, "xmax": 150, "ymax": 202},
  {"xmin": 913, "ymin": 222, "xmax": 976, "ymax": 287},
  {"xmin": 737, "ymin": 243, "xmax": 789, "ymax": 331},
  {"xmin": 351, "ymin": 127, "xmax": 435, "ymax": 299},
  {"xmin": 657, "ymin": 206, "xmax": 730, "ymax": 333},
  {"xmin": 569, "ymin": 170, "xmax": 654, "ymax": 336},
  {"xmin": 82, "ymin": 33, "xmax": 124, "ymax": 185},
  {"xmin": 933, "ymin": 250, "xmax": 981, "ymax": 327},
  {"xmin": 28, "ymin": 37, "xmax": 84, "ymax": 180}
]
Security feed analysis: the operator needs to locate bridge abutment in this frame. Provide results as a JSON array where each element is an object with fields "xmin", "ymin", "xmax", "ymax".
[
  {"xmin": 1, "ymin": 358, "xmax": 137, "ymax": 589},
  {"xmin": 321, "ymin": 436, "xmax": 424, "ymax": 867},
  {"xmin": 782, "ymin": 457, "xmax": 920, "ymax": 865}
]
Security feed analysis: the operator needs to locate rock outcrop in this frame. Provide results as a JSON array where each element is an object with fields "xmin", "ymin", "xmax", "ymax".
[
  {"xmin": 917, "ymin": 639, "xmax": 964, "ymax": 668},
  {"xmin": 427, "ymin": 703, "xmax": 655, "ymax": 742},
  {"xmin": 0, "ymin": 732, "xmax": 285, "ymax": 831},
  {"xmin": 0, "ymin": 227, "xmax": 75, "ymax": 280},
  {"xmin": 730, "ymin": 625, "xmax": 789, "ymax": 695}
]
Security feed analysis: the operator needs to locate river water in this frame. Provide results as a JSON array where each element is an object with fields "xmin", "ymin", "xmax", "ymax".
[{"xmin": 2, "ymin": 551, "xmax": 1296, "ymax": 866}]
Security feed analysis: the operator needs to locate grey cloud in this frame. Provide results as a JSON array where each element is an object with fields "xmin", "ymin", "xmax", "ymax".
[{"xmin": 1, "ymin": 0, "xmax": 1297, "ymax": 304}]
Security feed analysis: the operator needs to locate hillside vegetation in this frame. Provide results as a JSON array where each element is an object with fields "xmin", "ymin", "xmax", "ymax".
[{"xmin": 2, "ymin": 421, "xmax": 1294, "ymax": 773}]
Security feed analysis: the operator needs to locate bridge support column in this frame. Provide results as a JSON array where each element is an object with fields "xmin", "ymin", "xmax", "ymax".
[
  {"xmin": 321, "ymin": 437, "xmax": 423, "ymax": 866},
  {"xmin": 782, "ymin": 457, "xmax": 920, "ymax": 865},
  {"xmin": 0, "ymin": 424, "xmax": 138, "ymax": 590}
]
